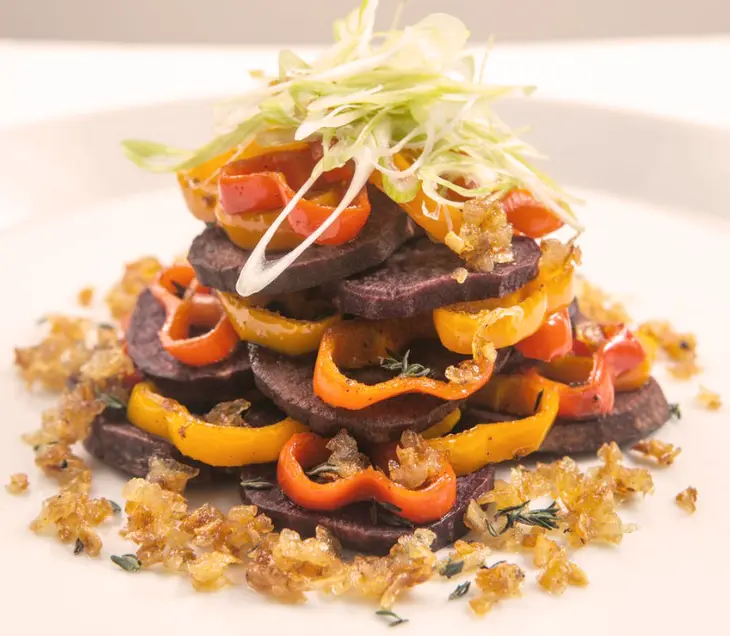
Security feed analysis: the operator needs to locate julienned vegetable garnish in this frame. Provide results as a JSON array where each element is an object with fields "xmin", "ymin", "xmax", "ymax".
[
  {"xmin": 122, "ymin": 0, "xmax": 580, "ymax": 296},
  {"xmin": 10, "ymin": 0, "xmax": 697, "ymax": 624}
]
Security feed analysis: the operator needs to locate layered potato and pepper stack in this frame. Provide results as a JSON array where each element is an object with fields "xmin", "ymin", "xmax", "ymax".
[{"xmin": 17, "ymin": 0, "xmax": 674, "ymax": 580}]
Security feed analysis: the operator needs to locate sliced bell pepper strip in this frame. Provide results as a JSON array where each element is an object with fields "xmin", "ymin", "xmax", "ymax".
[
  {"xmin": 148, "ymin": 264, "xmax": 238, "ymax": 367},
  {"xmin": 427, "ymin": 377, "xmax": 560, "ymax": 476},
  {"xmin": 433, "ymin": 243, "xmax": 575, "ymax": 355},
  {"xmin": 215, "ymin": 206, "xmax": 304, "ymax": 251},
  {"xmin": 369, "ymin": 153, "xmax": 563, "ymax": 243},
  {"xmin": 421, "ymin": 409, "xmax": 462, "ymax": 439},
  {"xmin": 534, "ymin": 324, "xmax": 647, "ymax": 419},
  {"xmin": 127, "ymin": 382, "xmax": 308, "ymax": 467},
  {"xmin": 614, "ymin": 332, "xmax": 656, "ymax": 392},
  {"xmin": 434, "ymin": 284, "xmax": 548, "ymax": 355},
  {"xmin": 176, "ymin": 140, "xmax": 310, "ymax": 223},
  {"xmin": 313, "ymin": 317, "xmax": 496, "ymax": 410},
  {"xmin": 277, "ymin": 432, "xmax": 457, "ymax": 524},
  {"xmin": 515, "ymin": 307, "xmax": 573, "ymax": 362},
  {"xmin": 218, "ymin": 144, "xmax": 370, "ymax": 246},
  {"xmin": 217, "ymin": 291, "xmax": 342, "ymax": 356}
]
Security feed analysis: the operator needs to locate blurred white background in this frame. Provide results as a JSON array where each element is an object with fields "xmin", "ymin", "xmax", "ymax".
[{"xmin": 2, "ymin": 0, "xmax": 729, "ymax": 43}]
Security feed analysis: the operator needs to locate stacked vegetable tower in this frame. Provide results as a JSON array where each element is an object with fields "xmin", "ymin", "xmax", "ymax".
[{"xmin": 88, "ymin": 0, "xmax": 671, "ymax": 554}]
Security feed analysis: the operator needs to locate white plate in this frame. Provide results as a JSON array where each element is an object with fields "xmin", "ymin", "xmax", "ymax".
[{"xmin": 0, "ymin": 96, "xmax": 728, "ymax": 635}]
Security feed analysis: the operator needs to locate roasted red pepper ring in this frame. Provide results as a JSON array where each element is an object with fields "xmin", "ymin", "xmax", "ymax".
[
  {"xmin": 313, "ymin": 317, "xmax": 496, "ymax": 410},
  {"xmin": 277, "ymin": 432, "xmax": 457, "ymax": 524},
  {"xmin": 148, "ymin": 264, "xmax": 239, "ymax": 367},
  {"xmin": 218, "ymin": 145, "xmax": 371, "ymax": 246},
  {"xmin": 515, "ymin": 307, "xmax": 573, "ymax": 362},
  {"xmin": 533, "ymin": 324, "xmax": 647, "ymax": 419}
]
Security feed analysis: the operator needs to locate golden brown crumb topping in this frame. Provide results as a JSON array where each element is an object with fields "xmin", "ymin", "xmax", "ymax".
[
  {"xmin": 575, "ymin": 278, "xmax": 631, "ymax": 324},
  {"xmin": 457, "ymin": 196, "xmax": 514, "ymax": 273},
  {"xmin": 389, "ymin": 430, "xmax": 447, "ymax": 489},
  {"xmin": 146, "ymin": 457, "xmax": 200, "ymax": 493},
  {"xmin": 675, "ymin": 487, "xmax": 698, "ymax": 514},
  {"xmin": 438, "ymin": 540, "xmax": 491, "ymax": 578},
  {"xmin": 323, "ymin": 429, "xmax": 370, "ymax": 479},
  {"xmin": 637, "ymin": 320, "xmax": 700, "ymax": 379},
  {"xmin": 631, "ymin": 439, "xmax": 682, "ymax": 466},
  {"xmin": 6, "ymin": 473, "xmax": 29, "ymax": 495},
  {"xmin": 469, "ymin": 562, "xmax": 524, "ymax": 615},
  {"xmin": 530, "ymin": 534, "xmax": 588, "ymax": 594},
  {"xmin": 204, "ymin": 399, "xmax": 252, "ymax": 427},
  {"xmin": 451, "ymin": 267, "xmax": 469, "ymax": 284},
  {"xmin": 77, "ymin": 286, "xmax": 94, "ymax": 307},
  {"xmin": 696, "ymin": 386, "xmax": 722, "ymax": 411},
  {"xmin": 105, "ymin": 256, "xmax": 162, "ymax": 320}
]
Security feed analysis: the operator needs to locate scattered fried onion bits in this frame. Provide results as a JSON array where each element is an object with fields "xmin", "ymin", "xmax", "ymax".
[{"xmin": 675, "ymin": 487, "xmax": 698, "ymax": 514}]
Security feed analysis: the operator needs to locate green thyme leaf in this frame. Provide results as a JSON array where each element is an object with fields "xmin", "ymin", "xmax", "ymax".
[
  {"xmin": 97, "ymin": 392, "xmax": 125, "ymax": 410},
  {"xmin": 375, "ymin": 609, "xmax": 409, "ymax": 627},
  {"xmin": 669, "ymin": 403, "xmax": 682, "ymax": 420},
  {"xmin": 379, "ymin": 349, "xmax": 432, "ymax": 379},
  {"xmin": 306, "ymin": 462, "xmax": 342, "ymax": 479},
  {"xmin": 439, "ymin": 560, "xmax": 465, "ymax": 579},
  {"xmin": 448, "ymin": 580, "xmax": 471, "ymax": 600},
  {"xmin": 74, "ymin": 538, "xmax": 85, "ymax": 555},
  {"xmin": 486, "ymin": 500, "xmax": 561, "ymax": 536},
  {"xmin": 240, "ymin": 478, "xmax": 274, "ymax": 490},
  {"xmin": 108, "ymin": 500, "xmax": 122, "ymax": 514},
  {"xmin": 111, "ymin": 554, "xmax": 142, "ymax": 572}
]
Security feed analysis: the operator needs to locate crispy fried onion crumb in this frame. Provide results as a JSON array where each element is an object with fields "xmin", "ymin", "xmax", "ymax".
[
  {"xmin": 675, "ymin": 487, "xmax": 698, "ymax": 514},
  {"xmin": 147, "ymin": 457, "xmax": 200, "ymax": 494},
  {"xmin": 528, "ymin": 534, "xmax": 588, "ymax": 595},
  {"xmin": 575, "ymin": 278, "xmax": 632, "ymax": 325},
  {"xmin": 631, "ymin": 439, "xmax": 681, "ymax": 466},
  {"xmin": 30, "ymin": 447, "xmax": 115, "ymax": 557},
  {"xmin": 438, "ymin": 540, "xmax": 491, "ymax": 577},
  {"xmin": 105, "ymin": 256, "xmax": 162, "ymax": 320},
  {"xmin": 469, "ymin": 562, "xmax": 524, "ymax": 615},
  {"xmin": 6, "ymin": 473, "xmax": 29, "ymax": 495},
  {"xmin": 204, "ymin": 399, "xmax": 252, "ymax": 427},
  {"xmin": 389, "ymin": 430, "xmax": 446, "ymax": 489},
  {"xmin": 696, "ymin": 386, "xmax": 722, "ymax": 411},
  {"xmin": 447, "ymin": 196, "xmax": 514, "ymax": 272},
  {"xmin": 636, "ymin": 320, "xmax": 700, "ymax": 379},
  {"xmin": 119, "ymin": 466, "xmax": 439, "ymax": 607},
  {"xmin": 77, "ymin": 287, "xmax": 95, "ymax": 307},
  {"xmin": 466, "ymin": 443, "xmax": 651, "ymax": 553},
  {"xmin": 451, "ymin": 267, "xmax": 469, "ymax": 284},
  {"xmin": 322, "ymin": 429, "xmax": 370, "ymax": 479},
  {"xmin": 14, "ymin": 316, "xmax": 122, "ymax": 392}
]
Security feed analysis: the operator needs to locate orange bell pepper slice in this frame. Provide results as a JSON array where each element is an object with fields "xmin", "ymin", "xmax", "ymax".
[
  {"xmin": 534, "ymin": 324, "xmax": 648, "ymax": 419},
  {"xmin": 148, "ymin": 264, "xmax": 238, "ymax": 367},
  {"xmin": 370, "ymin": 154, "xmax": 563, "ymax": 243},
  {"xmin": 515, "ymin": 307, "xmax": 573, "ymax": 362},
  {"xmin": 215, "ymin": 206, "xmax": 304, "ymax": 251},
  {"xmin": 276, "ymin": 432, "xmax": 457, "ymax": 524},
  {"xmin": 176, "ymin": 140, "xmax": 309, "ymax": 223},
  {"xmin": 217, "ymin": 291, "xmax": 342, "ymax": 356},
  {"xmin": 127, "ymin": 382, "xmax": 308, "ymax": 466},
  {"xmin": 433, "ymin": 242, "xmax": 575, "ymax": 355},
  {"xmin": 313, "ymin": 317, "xmax": 496, "ymax": 410},
  {"xmin": 218, "ymin": 144, "xmax": 371, "ymax": 246}
]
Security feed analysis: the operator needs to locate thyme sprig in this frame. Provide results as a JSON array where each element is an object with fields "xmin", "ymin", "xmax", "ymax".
[
  {"xmin": 375, "ymin": 609, "xmax": 409, "ymax": 627},
  {"xmin": 239, "ymin": 478, "xmax": 274, "ymax": 490},
  {"xmin": 486, "ymin": 500, "xmax": 561, "ymax": 537},
  {"xmin": 448, "ymin": 581, "xmax": 471, "ymax": 600},
  {"xmin": 379, "ymin": 349, "xmax": 432, "ymax": 379}
]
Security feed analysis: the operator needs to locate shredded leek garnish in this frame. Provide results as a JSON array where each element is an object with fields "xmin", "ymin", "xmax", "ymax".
[{"xmin": 122, "ymin": 0, "xmax": 580, "ymax": 295}]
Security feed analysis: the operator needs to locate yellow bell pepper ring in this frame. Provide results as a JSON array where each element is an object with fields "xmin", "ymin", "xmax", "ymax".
[
  {"xmin": 434, "ymin": 285, "xmax": 548, "ymax": 355},
  {"xmin": 127, "ymin": 382, "xmax": 308, "ymax": 467},
  {"xmin": 421, "ymin": 409, "xmax": 462, "ymax": 439},
  {"xmin": 427, "ymin": 377, "xmax": 559, "ymax": 476},
  {"xmin": 217, "ymin": 292, "xmax": 342, "ymax": 356}
]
